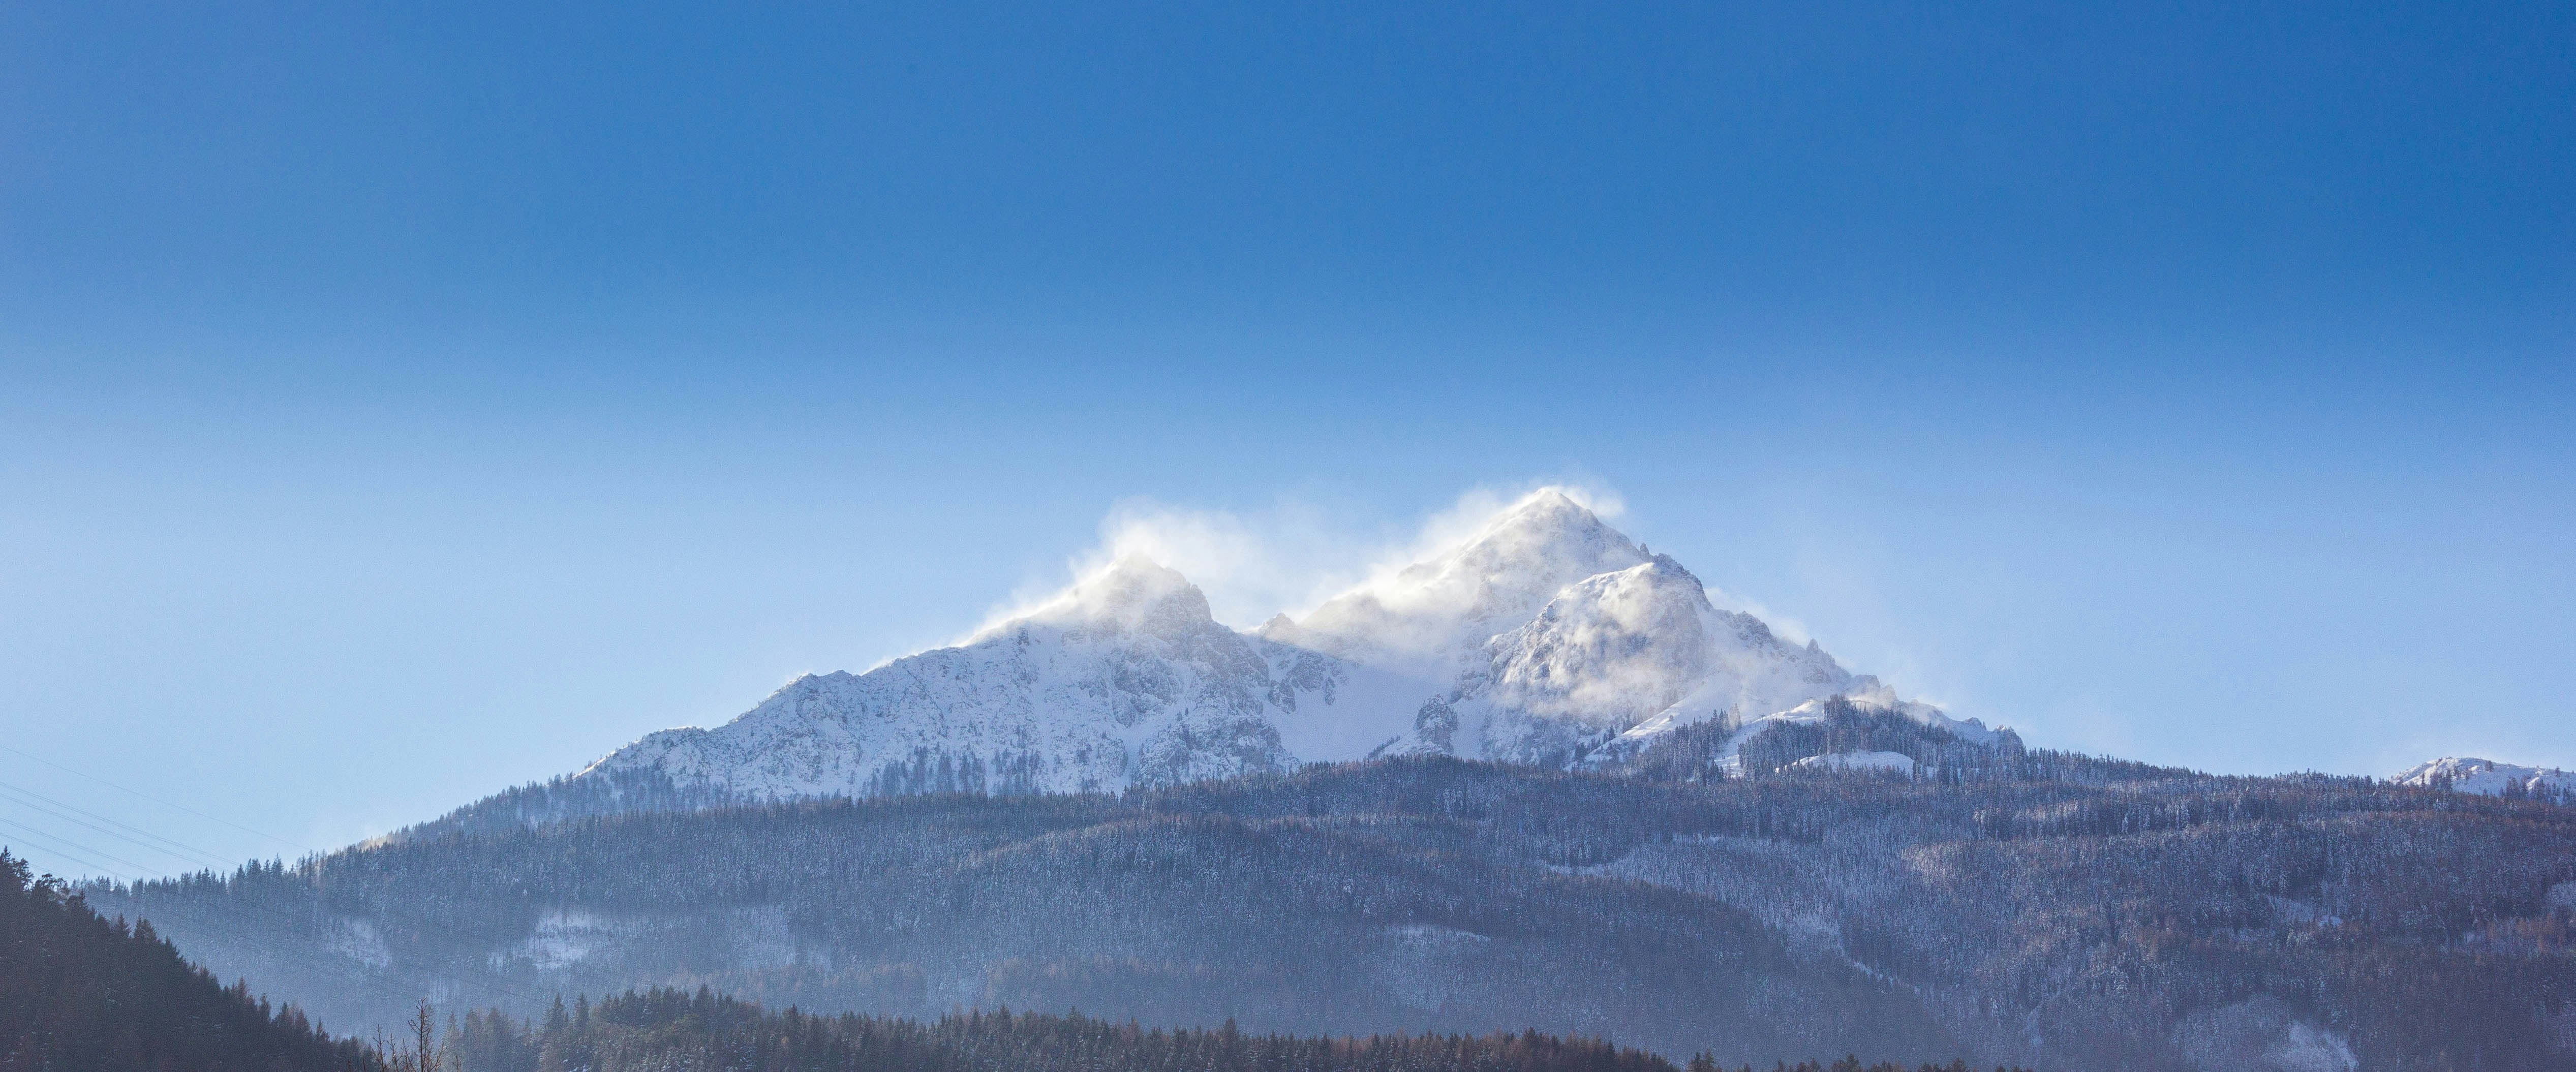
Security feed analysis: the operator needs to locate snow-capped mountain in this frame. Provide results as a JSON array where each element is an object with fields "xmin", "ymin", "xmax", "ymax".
[
  {"xmin": 1256, "ymin": 491, "xmax": 1649, "ymax": 682},
  {"xmin": 560, "ymin": 488, "xmax": 1992, "ymax": 805},
  {"xmin": 582, "ymin": 556, "xmax": 1427, "ymax": 798},
  {"xmin": 2393, "ymin": 756, "xmax": 2576, "ymax": 798},
  {"xmin": 1276, "ymin": 491, "xmax": 1999, "ymax": 768}
]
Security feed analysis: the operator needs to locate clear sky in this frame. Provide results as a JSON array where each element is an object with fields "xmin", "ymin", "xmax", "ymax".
[{"xmin": 2, "ymin": 1, "xmax": 2570, "ymax": 880}]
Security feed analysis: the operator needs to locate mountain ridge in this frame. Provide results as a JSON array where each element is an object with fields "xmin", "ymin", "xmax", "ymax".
[
  {"xmin": 2394, "ymin": 756, "xmax": 2576, "ymax": 800},
  {"xmin": 489, "ymin": 489, "xmax": 1990, "ymax": 826}
]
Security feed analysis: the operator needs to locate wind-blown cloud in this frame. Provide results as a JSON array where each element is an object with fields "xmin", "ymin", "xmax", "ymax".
[{"xmin": 964, "ymin": 481, "xmax": 1628, "ymax": 638}]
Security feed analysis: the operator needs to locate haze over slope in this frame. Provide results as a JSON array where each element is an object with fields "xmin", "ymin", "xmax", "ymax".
[{"xmin": 96, "ymin": 757, "xmax": 2576, "ymax": 1070}]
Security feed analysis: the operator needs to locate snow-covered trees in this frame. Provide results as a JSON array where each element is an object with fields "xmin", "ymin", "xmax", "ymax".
[{"xmin": 85, "ymin": 757, "xmax": 2576, "ymax": 1071}]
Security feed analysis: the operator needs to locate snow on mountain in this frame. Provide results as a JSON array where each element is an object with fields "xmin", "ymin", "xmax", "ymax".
[
  {"xmin": 581, "ymin": 556, "xmax": 1426, "ymax": 799},
  {"xmin": 1259, "ymin": 489, "xmax": 1649, "ymax": 682},
  {"xmin": 563, "ymin": 487, "xmax": 1985, "ymax": 805},
  {"xmin": 1265, "ymin": 491, "xmax": 1730, "ymax": 763},
  {"xmin": 1687, "ymin": 693, "xmax": 2001, "ymax": 778},
  {"xmin": 2393, "ymin": 756, "xmax": 2576, "ymax": 798},
  {"xmin": 1272, "ymin": 488, "xmax": 1983, "ymax": 770},
  {"xmin": 1440, "ymin": 554, "xmax": 1877, "ymax": 765},
  {"xmin": 1790, "ymin": 750, "xmax": 1917, "ymax": 775}
]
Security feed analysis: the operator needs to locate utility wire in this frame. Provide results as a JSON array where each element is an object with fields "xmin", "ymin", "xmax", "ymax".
[
  {"xmin": 0, "ymin": 741, "xmax": 320, "ymax": 855},
  {"xmin": 0, "ymin": 816, "xmax": 162, "ymax": 877},
  {"xmin": 0, "ymin": 823, "xmax": 142, "ymax": 881},
  {"xmin": 0, "ymin": 778, "xmax": 241, "ymax": 861},
  {"xmin": 0, "ymin": 780, "xmax": 242, "ymax": 874}
]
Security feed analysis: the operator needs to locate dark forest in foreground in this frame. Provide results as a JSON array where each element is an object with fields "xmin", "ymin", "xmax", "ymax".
[
  {"xmin": 0, "ymin": 850, "xmax": 373, "ymax": 1072},
  {"xmin": 438, "ymin": 987, "xmax": 2018, "ymax": 1072}
]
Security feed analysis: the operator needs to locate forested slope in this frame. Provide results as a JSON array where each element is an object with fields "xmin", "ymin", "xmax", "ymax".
[
  {"xmin": 0, "ymin": 850, "xmax": 377, "ymax": 1072},
  {"xmin": 95, "ymin": 758, "xmax": 2576, "ymax": 1071},
  {"xmin": 441, "ymin": 988, "xmax": 1705, "ymax": 1072},
  {"xmin": 0, "ymin": 844, "xmax": 1987, "ymax": 1072},
  {"xmin": 437, "ymin": 988, "xmax": 2018, "ymax": 1072}
]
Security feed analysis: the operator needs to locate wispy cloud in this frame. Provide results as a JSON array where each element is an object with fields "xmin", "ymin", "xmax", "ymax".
[{"xmin": 960, "ymin": 480, "xmax": 1627, "ymax": 637}]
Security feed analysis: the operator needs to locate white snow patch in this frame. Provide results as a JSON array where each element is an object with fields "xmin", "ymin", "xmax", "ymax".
[
  {"xmin": 2393, "ymin": 756, "xmax": 2576, "ymax": 798},
  {"xmin": 499, "ymin": 909, "xmax": 626, "ymax": 971},
  {"xmin": 2175, "ymin": 997, "xmax": 2356, "ymax": 1072},
  {"xmin": 2268, "ymin": 1023, "xmax": 2358, "ymax": 1072},
  {"xmin": 328, "ymin": 918, "xmax": 391, "ymax": 968},
  {"xmin": 1789, "ymin": 751, "xmax": 1917, "ymax": 776}
]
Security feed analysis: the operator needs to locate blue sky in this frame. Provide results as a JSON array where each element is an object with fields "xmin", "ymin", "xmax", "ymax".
[{"xmin": 2, "ymin": 1, "xmax": 2569, "ymax": 879}]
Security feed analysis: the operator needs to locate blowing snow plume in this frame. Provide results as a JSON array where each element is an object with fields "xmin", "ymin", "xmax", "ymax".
[{"xmin": 398, "ymin": 482, "xmax": 1996, "ymax": 825}]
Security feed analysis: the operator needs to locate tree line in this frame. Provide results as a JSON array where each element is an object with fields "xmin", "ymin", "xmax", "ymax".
[
  {"xmin": 0, "ymin": 849, "xmax": 377, "ymax": 1071},
  {"xmin": 89, "ymin": 754, "xmax": 2576, "ymax": 1069},
  {"xmin": 426, "ymin": 987, "xmax": 2017, "ymax": 1072}
]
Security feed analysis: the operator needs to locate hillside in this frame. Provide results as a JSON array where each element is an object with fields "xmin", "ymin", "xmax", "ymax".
[
  {"xmin": 437, "ymin": 987, "xmax": 2013, "ymax": 1072},
  {"xmin": 96, "ymin": 758, "xmax": 2576, "ymax": 1071},
  {"xmin": 0, "ymin": 849, "xmax": 377, "ymax": 1072}
]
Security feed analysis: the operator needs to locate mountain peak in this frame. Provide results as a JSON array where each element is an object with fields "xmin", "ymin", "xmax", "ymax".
[
  {"xmin": 1008, "ymin": 555, "xmax": 1215, "ymax": 636},
  {"xmin": 492, "ymin": 486, "xmax": 1972, "ymax": 825},
  {"xmin": 1433, "ymin": 488, "xmax": 1639, "ymax": 584},
  {"xmin": 1473, "ymin": 486, "xmax": 1613, "ymax": 544},
  {"xmin": 1088, "ymin": 552, "xmax": 1188, "ymax": 587},
  {"xmin": 2394, "ymin": 755, "xmax": 2576, "ymax": 798},
  {"xmin": 1283, "ymin": 489, "xmax": 1647, "ymax": 675},
  {"xmin": 1501, "ymin": 485, "xmax": 1586, "ymax": 517}
]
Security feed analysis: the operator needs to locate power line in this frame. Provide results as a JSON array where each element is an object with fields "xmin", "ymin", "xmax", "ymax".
[
  {"xmin": 0, "ymin": 741, "xmax": 320, "ymax": 855},
  {"xmin": 0, "ymin": 780, "xmax": 241, "ymax": 875},
  {"xmin": 0, "ymin": 831, "xmax": 140, "ymax": 881},
  {"xmin": 0, "ymin": 817, "xmax": 160, "ymax": 877}
]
